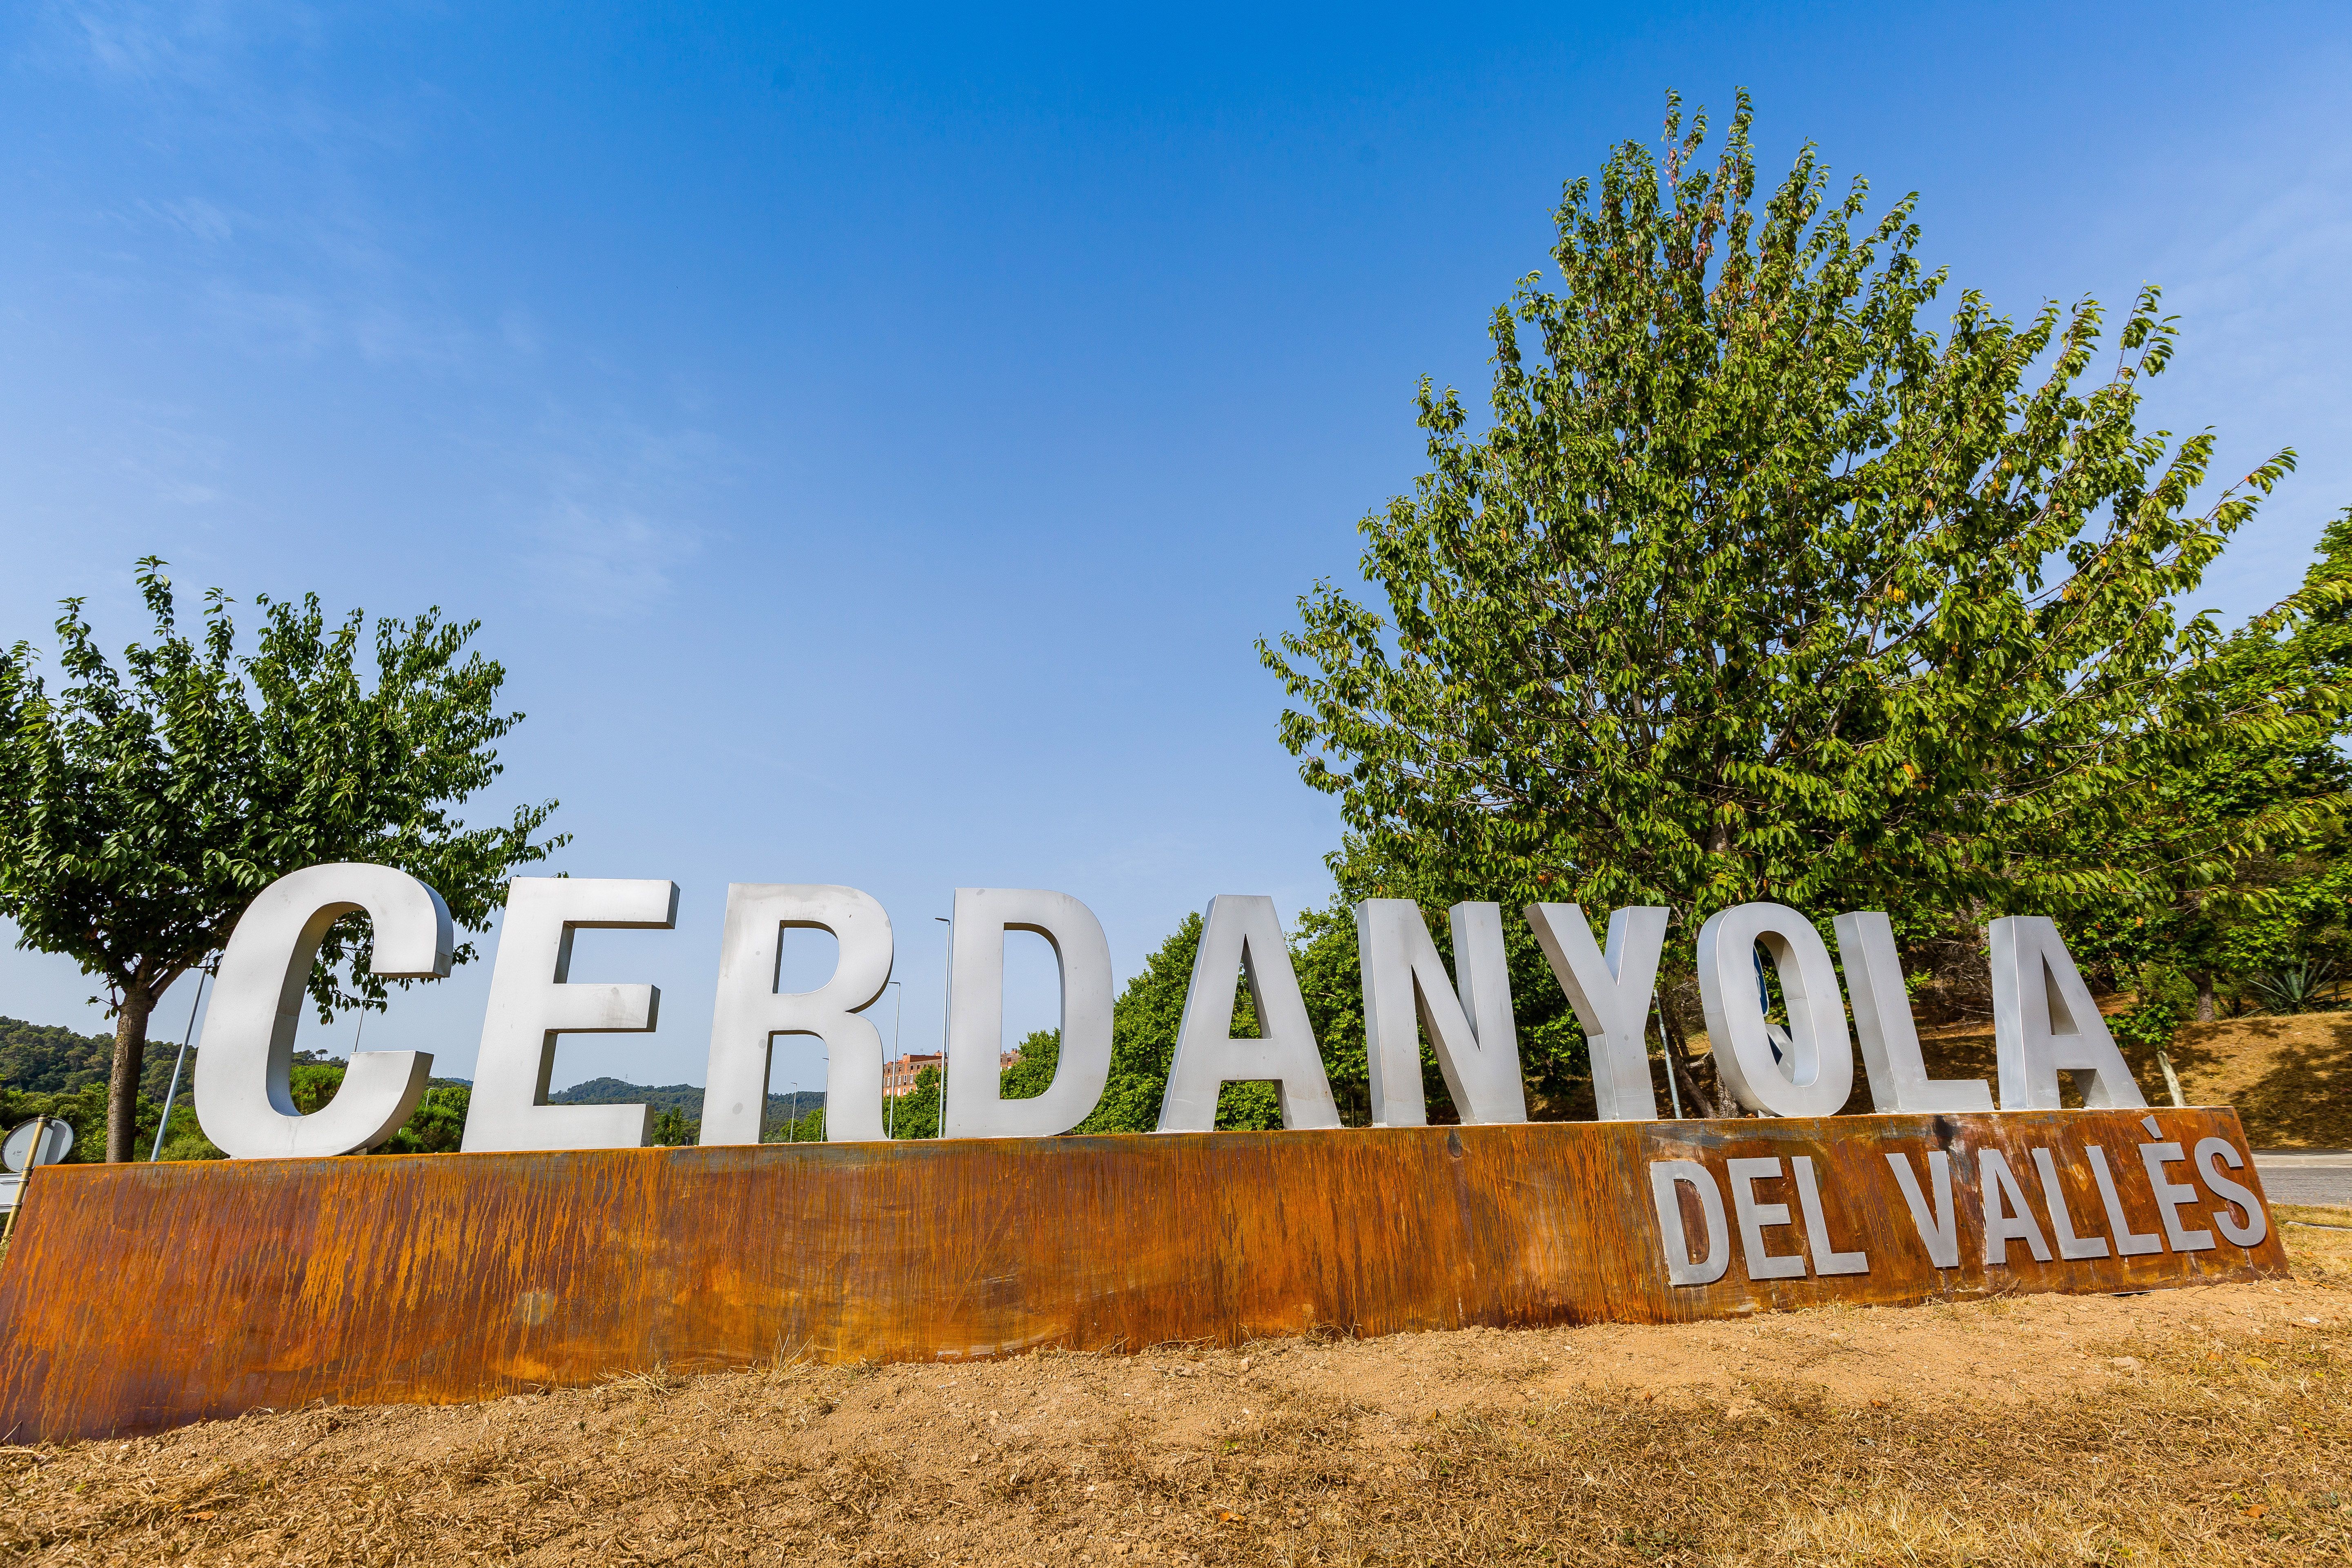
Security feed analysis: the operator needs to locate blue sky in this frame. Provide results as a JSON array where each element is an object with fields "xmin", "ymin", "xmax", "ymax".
[{"xmin": 4, "ymin": 2, "xmax": 2349, "ymax": 1095}]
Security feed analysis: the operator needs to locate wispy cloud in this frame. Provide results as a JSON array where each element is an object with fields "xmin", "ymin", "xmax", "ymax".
[
  {"xmin": 33, "ymin": 4, "xmax": 483, "ymax": 376},
  {"xmin": 192, "ymin": 276, "xmax": 475, "ymax": 369},
  {"xmin": 2134, "ymin": 120, "xmax": 2352, "ymax": 617},
  {"xmin": 528, "ymin": 501, "xmax": 705, "ymax": 619},
  {"xmin": 102, "ymin": 401, "xmax": 233, "ymax": 510},
  {"xmin": 36, "ymin": 0, "xmax": 307, "ymax": 89},
  {"xmin": 504, "ymin": 403, "xmax": 736, "ymax": 619},
  {"xmin": 2148, "ymin": 133, "xmax": 2352, "ymax": 386},
  {"xmin": 147, "ymin": 194, "xmax": 235, "ymax": 243},
  {"xmin": 198, "ymin": 279, "xmax": 332, "ymax": 356}
]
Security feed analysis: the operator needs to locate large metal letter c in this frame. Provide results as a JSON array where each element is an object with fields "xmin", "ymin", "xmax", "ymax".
[{"xmin": 193, "ymin": 862, "xmax": 451, "ymax": 1159}]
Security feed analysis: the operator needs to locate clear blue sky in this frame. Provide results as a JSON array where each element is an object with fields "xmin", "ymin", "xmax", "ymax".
[{"xmin": 4, "ymin": 2, "xmax": 2348, "ymax": 1094}]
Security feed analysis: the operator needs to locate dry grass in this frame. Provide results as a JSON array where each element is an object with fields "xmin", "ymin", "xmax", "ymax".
[
  {"xmin": 2277, "ymin": 1204, "xmax": 2352, "ymax": 1287},
  {"xmin": 4, "ymin": 1213, "xmax": 2349, "ymax": 1566},
  {"xmin": 2159, "ymin": 1015, "xmax": 2352, "ymax": 1148}
]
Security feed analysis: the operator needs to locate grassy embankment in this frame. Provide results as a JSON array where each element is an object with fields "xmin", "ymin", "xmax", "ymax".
[
  {"xmin": 1669, "ymin": 1008, "xmax": 2352, "ymax": 1149},
  {"xmin": 1906, "ymin": 1010, "xmax": 2352, "ymax": 1149}
]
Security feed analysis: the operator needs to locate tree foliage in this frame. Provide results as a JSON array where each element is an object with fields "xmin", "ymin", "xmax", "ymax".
[
  {"xmin": 0, "ymin": 1014, "xmax": 178, "ymax": 1098},
  {"xmin": 1261, "ymin": 94, "xmax": 2330, "ymax": 1063},
  {"xmin": 0, "ymin": 1049, "xmax": 471, "ymax": 1164},
  {"xmin": 1074, "ymin": 913, "xmax": 1281, "ymax": 1132},
  {"xmin": 887, "ymin": 1064, "xmax": 941, "ymax": 1140},
  {"xmin": 1067, "ymin": 906, "xmax": 1571, "ymax": 1133},
  {"xmin": 2074, "ymin": 507, "xmax": 2352, "ymax": 1017},
  {"xmin": 0, "ymin": 559, "xmax": 566, "ymax": 1159}
]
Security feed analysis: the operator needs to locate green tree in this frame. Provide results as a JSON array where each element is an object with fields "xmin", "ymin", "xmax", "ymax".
[
  {"xmin": 0, "ymin": 1081, "xmax": 155, "ymax": 1163},
  {"xmin": 888, "ymin": 1065, "xmax": 941, "ymax": 1140},
  {"xmin": 375, "ymin": 1082, "xmax": 470, "ymax": 1155},
  {"xmin": 0, "ymin": 560, "xmax": 566, "ymax": 1161},
  {"xmin": 999, "ymin": 1029, "xmax": 1062, "ymax": 1099},
  {"xmin": 2074, "ymin": 508, "xmax": 2352, "ymax": 1020},
  {"xmin": 151, "ymin": 1099, "xmax": 225, "ymax": 1162},
  {"xmin": 1078, "ymin": 913, "xmax": 1269, "ymax": 1131},
  {"xmin": 1079, "ymin": 911, "xmax": 1353, "ymax": 1134},
  {"xmin": 0, "ymin": 1017, "xmax": 116, "ymax": 1094},
  {"xmin": 758, "ymin": 1096, "xmax": 826, "ymax": 1143},
  {"xmin": 650, "ymin": 1105, "xmax": 700, "ymax": 1146},
  {"xmin": 1262, "ymin": 94, "xmax": 2320, "ymax": 1077}
]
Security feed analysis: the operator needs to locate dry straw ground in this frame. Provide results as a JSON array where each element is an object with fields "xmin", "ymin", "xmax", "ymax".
[{"xmin": 2, "ymin": 1209, "xmax": 2346, "ymax": 1566}]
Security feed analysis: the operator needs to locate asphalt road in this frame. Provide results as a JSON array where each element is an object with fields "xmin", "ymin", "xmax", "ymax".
[{"xmin": 2254, "ymin": 1152, "xmax": 2352, "ymax": 1207}]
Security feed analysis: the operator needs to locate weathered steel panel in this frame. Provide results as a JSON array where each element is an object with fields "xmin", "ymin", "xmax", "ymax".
[{"xmin": 0, "ymin": 1109, "xmax": 2285, "ymax": 1441}]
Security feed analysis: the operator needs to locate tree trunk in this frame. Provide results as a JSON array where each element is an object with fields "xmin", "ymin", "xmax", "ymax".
[
  {"xmin": 2192, "ymin": 970, "xmax": 2216, "ymax": 1024},
  {"xmin": 1658, "ymin": 1004, "xmax": 1720, "ymax": 1119},
  {"xmin": 107, "ymin": 984, "xmax": 154, "ymax": 1163},
  {"xmin": 1669, "ymin": 1049, "xmax": 1717, "ymax": 1121}
]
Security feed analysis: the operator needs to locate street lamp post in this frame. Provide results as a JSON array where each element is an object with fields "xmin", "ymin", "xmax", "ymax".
[
  {"xmin": 149, "ymin": 963, "xmax": 214, "ymax": 1163},
  {"xmin": 933, "ymin": 915, "xmax": 951, "ymax": 1137},
  {"xmin": 882, "ymin": 980, "xmax": 904, "ymax": 1139}
]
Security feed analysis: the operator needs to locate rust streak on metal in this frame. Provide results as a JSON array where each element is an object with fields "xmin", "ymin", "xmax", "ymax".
[{"xmin": 0, "ymin": 1109, "xmax": 2286, "ymax": 1440}]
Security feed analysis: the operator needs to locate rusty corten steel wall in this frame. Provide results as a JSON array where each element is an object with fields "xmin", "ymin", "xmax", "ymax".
[{"xmin": 0, "ymin": 1108, "xmax": 2286, "ymax": 1441}]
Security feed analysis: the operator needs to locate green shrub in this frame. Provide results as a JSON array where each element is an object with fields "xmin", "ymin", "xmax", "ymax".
[{"xmin": 2111, "ymin": 964, "xmax": 2195, "ymax": 1054}]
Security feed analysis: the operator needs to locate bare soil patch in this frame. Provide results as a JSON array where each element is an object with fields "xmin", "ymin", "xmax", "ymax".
[
  {"xmin": 1697, "ymin": 1009, "xmax": 2352, "ymax": 1149},
  {"xmin": 7, "ymin": 1214, "xmax": 2350, "ymax": 1566}
]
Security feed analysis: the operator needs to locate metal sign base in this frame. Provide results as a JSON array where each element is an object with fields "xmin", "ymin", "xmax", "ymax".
[{"xmin": 0, "ymin": 1109, "xmax": 2287, "ymax": 1441}]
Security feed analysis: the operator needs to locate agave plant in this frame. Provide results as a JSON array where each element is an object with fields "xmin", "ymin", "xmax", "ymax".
[{"xmin": 2247, "ymin": 959, "xmax": 2340, "ymax": 1014}]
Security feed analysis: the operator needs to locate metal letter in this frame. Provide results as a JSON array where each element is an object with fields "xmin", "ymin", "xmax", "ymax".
[
  {"xmin": 1356, "ymin": 900, "xmax": 1526, "ymax": 1127},
  {"xmin": 2194, "ymin": 1136, "xmax": 2268, "ymax": 1247},
  {"xmin": 1989, "ymin": 916, "xmax": 2147, "ymax": 1110},
  {"xmin": 702, "ymin": 885, "xmax": 892, "ymax": 1145},
  {"xmin": 1525, "ymin": 904, "xmax": 1664, "ymax": 1122},
  {"xmin": 193, "ymin": 863, "xmax": 450, "ymax": 1160},
  {"xmin": 1791, "ymin": 1154, "xmax": 1869, "ymax": 1274},
  {"xmin": 1978, "ymin": 1148, "xmax": 2053, "ymax": 1264},
  {"xmin": 1157, "ymin": 895, "xmax": 1341, "ymax": 1133},
  {"xmin": 1726, "ymin": 1156, "xmax": 1806, "ymax": 1281},
  {"xmin": 2138, "ymin": 1132, "xmax": 2216, "ymax": 1253},
  {"xmin": 1886, "ymin": 1150, "xmax": 1960, "ymax": 1267},
  {"xmin": 942, "ymin": 888, "xmax": 1114, "ymax": 1139},
  {"xmin": 1834, "ymin": 911, "xmax": 1992, "ymax": 1113},
  {"xmin": 1647, "ymin": 1159, "xmax": 1730, "ymax": 1286},
  {"xmin": 1696, "ymin": 903, "xmax": 1854, "ymax": 1118},
  {"xmin": 462, "ymin": 878, "xmax": 678, "ymax": 1153},
  {"xmin": 2030, "ymin": 1146, "xmax": 2110, "ymax": 1260},
  {"xmin": 2086, "ymin": 1145, "xmax": 2165, "ymax": 1256}
]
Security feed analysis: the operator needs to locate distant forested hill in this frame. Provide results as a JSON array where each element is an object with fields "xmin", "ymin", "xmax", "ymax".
[
  {"xmin": 0, "ymin": 1016, "xmax": 180, "ymax": 1099},
  {"xmin": 3, "ymin": 1014, "xmax": 826, "ymax": 1156},
  {"xmin": 550, "ymin": 1078, "xmax": 824, "ymax": 1123}
]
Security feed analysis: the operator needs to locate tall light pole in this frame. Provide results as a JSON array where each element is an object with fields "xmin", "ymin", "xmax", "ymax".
[
  {"xmin": 149, "ymin": 962, "xmax": 213, "ymax": 1163},
  {"xmin": 882, "ymin": 979, "xmax": 904, "ymax": 1138},
  {"xmin": 933, "ymin": 915, "xmax": 951, "ymax": 1139}
]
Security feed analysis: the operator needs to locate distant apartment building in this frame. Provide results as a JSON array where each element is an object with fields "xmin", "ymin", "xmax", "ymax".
[
  {"xmin": 880, "ymin": 1045, "xmax": 1024, "ymax": 1098},
  {"xmin": 881, "ymin": 1053, "xmax": 941, "ymax": 1098}
]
